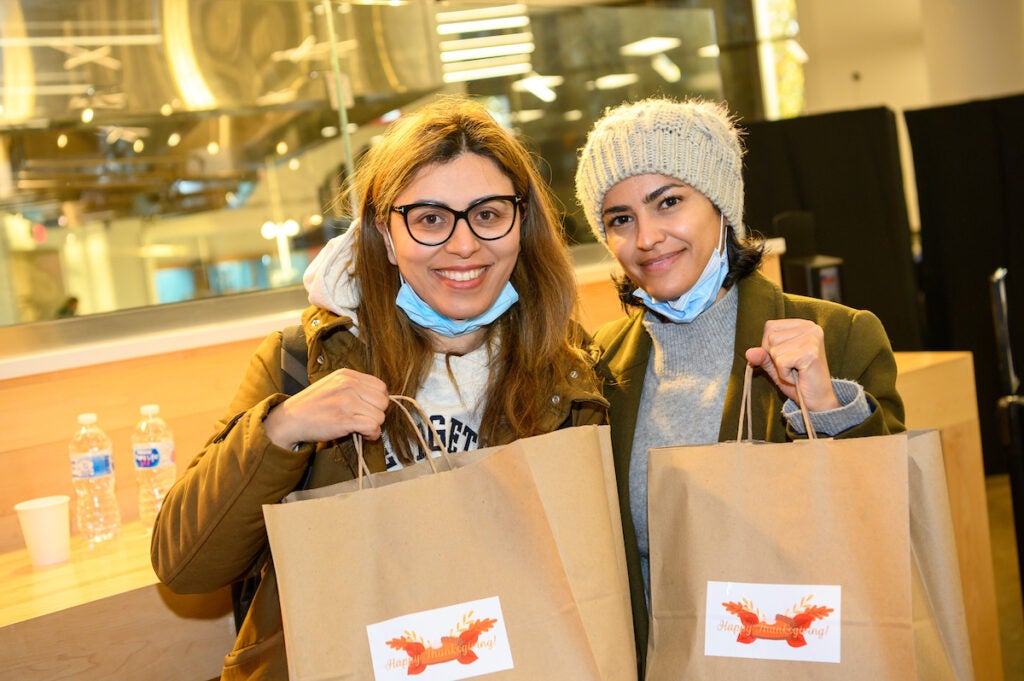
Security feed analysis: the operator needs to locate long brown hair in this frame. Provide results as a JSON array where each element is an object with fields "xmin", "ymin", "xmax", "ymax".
[{"xmin": 346, "ymin": 96, "xmax": 591, "ymax": 462}]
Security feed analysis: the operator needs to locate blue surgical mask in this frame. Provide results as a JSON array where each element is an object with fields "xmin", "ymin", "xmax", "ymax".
[
  {"xmin": 396, "ymin": 278, "xmax": 519, "ymax": 337},
  {"xmin": 385, "ymin": 226, "xmax": 519, "ymax": 337},
  {"xmin": 634, "ymin": 214, "xmax": 729, "ymax": 323}
]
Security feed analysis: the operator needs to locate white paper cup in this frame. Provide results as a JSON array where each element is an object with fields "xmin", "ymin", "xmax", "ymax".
[{"xmin": 14, "ymin": 495, "xmax": 71, "ymax": 567}]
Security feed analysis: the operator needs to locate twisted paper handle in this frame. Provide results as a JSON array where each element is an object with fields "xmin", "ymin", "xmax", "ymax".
[
  {"xmin": 736, "ymin": 364, "xmax": 817, "ymax": 442},
  {"xmin": 353, "ymin": 394, "xmax": 454, "ymax": 489}
]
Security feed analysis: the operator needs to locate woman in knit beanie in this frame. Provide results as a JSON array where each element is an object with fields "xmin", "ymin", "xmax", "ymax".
[{"xmin": 575, "ymin": 97, "xmax": 905, "ymax": 674}]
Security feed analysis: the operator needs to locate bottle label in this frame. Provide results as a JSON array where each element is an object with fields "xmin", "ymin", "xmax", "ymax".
[
  {"xmin": 71, "ymin": 451, "xmax": 114, "ymax": 479},
  {"xmin": 133, "ymin": 440, "xmax": 174, "ymax": 469}
]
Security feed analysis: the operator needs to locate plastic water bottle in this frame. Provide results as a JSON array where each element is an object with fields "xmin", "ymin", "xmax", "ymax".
[
  {"xmin": 69, "ymin": 413, "xmax": 122, "ymax": 543},
  {"xmin": 132, "ymin": 404, "xmax": 176, "ymax": 529}
]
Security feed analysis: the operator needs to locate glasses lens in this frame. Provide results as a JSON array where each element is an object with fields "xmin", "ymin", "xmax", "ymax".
[
  {"xmin": 404, "ymin": 205, "xmax": 455, "ymax": 245},
  {"xmin": 467, "ymin": 197, "xmax": 516, "ymax": 238}
]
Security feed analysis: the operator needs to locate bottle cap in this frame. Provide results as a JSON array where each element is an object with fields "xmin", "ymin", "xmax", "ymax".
[
  {"xmin": 77, "ymin": 413, "xmax": 97, "ymax": 425},
  {"xmin": 140, "ymin": 404, "xmax": 160, "ymax": 416}
]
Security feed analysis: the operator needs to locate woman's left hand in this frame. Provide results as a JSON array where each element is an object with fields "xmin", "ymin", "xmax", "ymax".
[{"xmin": 744, "ymin": 318, "xmax": 841, "ymax": 411}]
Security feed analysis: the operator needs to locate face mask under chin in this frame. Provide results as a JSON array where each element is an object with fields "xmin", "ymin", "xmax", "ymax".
[
  {"xmin": 633, "ymin": 214, "xmax": 729, "ymax": 323},
  {"xmin": 394, "ymin": 279, "xmax": 520, "ymax": 337}
]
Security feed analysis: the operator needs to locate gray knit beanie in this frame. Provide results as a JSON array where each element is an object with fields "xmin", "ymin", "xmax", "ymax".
[{"xmin": 575, "ymin": 97, "xmax": 745, "ymax": 243}]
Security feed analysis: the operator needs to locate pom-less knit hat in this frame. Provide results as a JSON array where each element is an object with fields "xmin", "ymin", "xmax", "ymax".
[{"xmin": 575, "ymin": 97, "xmax": 745, "ymax": 244}]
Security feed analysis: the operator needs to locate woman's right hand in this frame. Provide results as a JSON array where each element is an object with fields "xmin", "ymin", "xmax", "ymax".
[{"xmin": 263, "ymin": 368, "xmax": 390, "ymax": 450}]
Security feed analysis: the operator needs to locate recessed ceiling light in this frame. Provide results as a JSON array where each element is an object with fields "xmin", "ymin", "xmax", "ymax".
[
  {"xmin": 619, "ymin": 37, "xmax": 681, "ymax": 57},
  {"xmin": 593, "ymin": 73, "xmax": 640, "ymax": 90}
]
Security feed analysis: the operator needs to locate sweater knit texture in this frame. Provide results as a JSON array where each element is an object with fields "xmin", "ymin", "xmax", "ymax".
[{"xmin": 630, "ymin": 286, "xmax": 739, "ymax": 592}]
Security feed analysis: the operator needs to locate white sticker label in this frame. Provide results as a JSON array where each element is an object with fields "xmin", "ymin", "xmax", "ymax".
[
  {"xmin": 366, "ymin": 596, "xmax": 513, "ymax": 680},
  {"xmin": 704, "ymin": 581, "xmax": 841, "ymax": 663}
]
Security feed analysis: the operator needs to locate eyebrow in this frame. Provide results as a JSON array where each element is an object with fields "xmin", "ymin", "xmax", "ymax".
[
  {"xmin": 602, "ymin": 182, "xmax": 687, "ymax": 217},
  {"xmin": 397, "ymin": 193, "xmax": 515, "ymax": 210}
]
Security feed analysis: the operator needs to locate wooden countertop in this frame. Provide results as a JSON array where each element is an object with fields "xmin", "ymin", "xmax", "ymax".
[
  {"xmin": 0, "ymin": 521, "xmax": 236, "ymax": 681},
  {"xmin": 0, "ymin": 521, "xmax": 161, "ymax": 628}
]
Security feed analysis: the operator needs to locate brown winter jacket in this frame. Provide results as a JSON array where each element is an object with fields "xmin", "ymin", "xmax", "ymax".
[{"xmin": 151, "ymin": 305, "xmax": 608, "ymax": 680}]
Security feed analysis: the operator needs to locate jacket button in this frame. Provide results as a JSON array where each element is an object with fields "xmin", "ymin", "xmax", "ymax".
[
  {"xmin": 316, "ymin": 355, "xmax": 325, "ymax": 365},
  {"xmin": 569, "ymin": 370, "xmax": 578, "ymax": 378},
  {"xmin": 550, "ymin": 395, "xmax": 560, "ymax": 405},
  {"xmin": 311, "ymin": 319, "xmax": 320, "ymax": 327}
]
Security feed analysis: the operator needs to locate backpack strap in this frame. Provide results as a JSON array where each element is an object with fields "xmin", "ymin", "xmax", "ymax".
[
  {"xmin": 280, "ymin": 324, "xmax": 316, "ymax": 491},
  {"xmin": 280, "ymin": 324, "xmax": 310, "ymax": 395}
]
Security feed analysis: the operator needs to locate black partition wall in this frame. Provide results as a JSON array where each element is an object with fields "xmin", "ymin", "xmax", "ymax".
[
  {"xmin": 905, "ymin": 94, "xmax": 1024, "ymax": 475},
  {"xmin": 741, "ymin": 107, "xmax": 924, "ymax": 353}
]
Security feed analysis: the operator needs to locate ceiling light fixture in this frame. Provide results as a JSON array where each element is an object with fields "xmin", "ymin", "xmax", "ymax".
[
  {"xmin": 271, "ymin": 35, "xmax": 357, "ymax": 63},
  {"xmin": 511, "ymin": 109, "xmax": 544, "ymax": 124},
  {"xmin": 651, "ymin": 53, "xmax": 682, "ymax": 83},
  {"xmin": 440, "ymin": 32, "xmax": 534, "ymax": 53},
  {"xmin": 436, "ymin": 16, "xmax": 529, "ymax": 35},
  {"xmin": 436, "ymin": 4, "xmax": 527, "ymax": 24},
  {"xmin": 442, "ymin": 61, "xmax": 532, "ymax": 83},
  {"xmin": 511, "ymin": 73, "xmax": 563, "ymax": 103},
  {"xmin": 592, "ymin": 73, "xmax": 640, "ymax": 90},
  {"xmin": 56, "ymin": 44, "xmax": 122, "ymax": 71},
  {"xmin": 619, "ymin": 37, "xmax": 681, "ymax": 57},
  {"xmin": 440, "ymin": 42, "xmax": 534, "ymax": 63},
  {"xmin": 436, "ymin": 4, "xmax": 533, "ymax": 84}
]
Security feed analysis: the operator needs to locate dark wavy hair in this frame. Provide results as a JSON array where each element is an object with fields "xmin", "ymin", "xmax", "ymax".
[{"xmin": 613, "ymin": 226, "xmax": 766, "ymax": 309}]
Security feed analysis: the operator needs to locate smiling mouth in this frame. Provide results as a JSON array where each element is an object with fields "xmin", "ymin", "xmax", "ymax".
[
  {"xmin": 640, "ymin": 251, "xmax": 681, "ymax": 269},
  {"xmin": 436, "ymin": 267, "xmax": 486, "ymax": 282}
]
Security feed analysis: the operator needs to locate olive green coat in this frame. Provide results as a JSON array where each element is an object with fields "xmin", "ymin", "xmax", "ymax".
[{"xmin": 593, "ymin": 272, "xmax": 906, "ymax": 674}]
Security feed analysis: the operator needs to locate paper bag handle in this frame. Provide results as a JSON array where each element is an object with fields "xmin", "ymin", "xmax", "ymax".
[
  {"xmin": 353, "ymin": 394, "xmax": 454, "ymax": 490},
  {"xmin": 736, "ymin": 364, "xmax": 817, "ymax": 441},
  {"xmin": 389, "ymin": 395, "xmax": 456, "ymax": 471}
]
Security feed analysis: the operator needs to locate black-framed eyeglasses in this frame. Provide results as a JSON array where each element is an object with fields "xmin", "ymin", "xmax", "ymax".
[{"xmin": 391, "ymin": 194, "xmax": 523, "ymax": 247}]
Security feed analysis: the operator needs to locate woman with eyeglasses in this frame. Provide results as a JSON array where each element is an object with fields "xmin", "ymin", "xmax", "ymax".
[{"xmin": 151, "ymin": 96, "xmax": 607, "ymax": 680}]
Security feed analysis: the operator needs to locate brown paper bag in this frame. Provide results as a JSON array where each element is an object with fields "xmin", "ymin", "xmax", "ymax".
[
  {"xmin": 645, "ymin": 420, "xmax": 973, "ymax": 679},
  {"xmin": 907, "ymin": 429, "xmax": 975, "ymax": 681},
  {"xmin": 265, "ymin": 421, "xmax": 635, "ymax": 681}
]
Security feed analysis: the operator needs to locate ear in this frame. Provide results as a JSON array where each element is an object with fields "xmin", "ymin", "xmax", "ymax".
[{"xmin": 374, "ymin": 217, "xmax": 398, "ymax": 266}]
